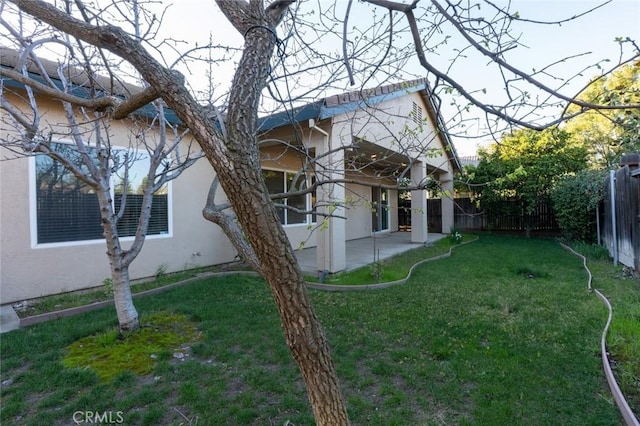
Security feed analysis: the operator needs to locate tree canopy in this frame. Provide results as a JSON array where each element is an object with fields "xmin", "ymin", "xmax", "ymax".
[
  {"xmin": 466, "ymin": 128, "xmax": 588, "ymax": 233},
  {"xmin": 564, "ymin": 62, "xmax": 640, "ymax": 169}
]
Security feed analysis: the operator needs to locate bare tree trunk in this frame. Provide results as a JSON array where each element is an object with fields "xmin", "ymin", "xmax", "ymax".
[
  {"xmin": 202, "ymin": 178, "xmax": 262, "ymax": 273},
  {"xmin": 209, "ymin": 3, "xmax": 349, "ymax": 422},
  {"xmin": 221, "ymin": 161, "xmax": 348, "ymax": 424},
  {"xmin": 96, "ymin": 180, "xmax": 140, "ymax": 333},
  {"xmin": 9, "ymin": 1, "xmax": 349, "ymax": 423},
  {"xmin": 110, "ymin": 263, "xmax": 139, "ymax": 333}
]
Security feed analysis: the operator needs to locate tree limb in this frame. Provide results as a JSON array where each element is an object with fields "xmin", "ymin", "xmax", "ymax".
[
  {"xmin": 0, "ymin": 66, "xmax": 119, "ymax": 110},
  {"xmin": 202, "ymin": 177, "xmax": 262, "ymax": 273},
  {"xmin": 111, "ymin": 85, "xmax": 161, "ymax": 119}
]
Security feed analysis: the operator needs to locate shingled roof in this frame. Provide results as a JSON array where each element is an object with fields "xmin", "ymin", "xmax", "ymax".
[{"xmin": 0, "ymin": 47, "xmax": 180, "ymax": 123}]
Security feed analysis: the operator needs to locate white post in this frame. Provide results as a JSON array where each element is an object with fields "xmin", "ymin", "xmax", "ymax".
[
  {"xmin": 311, "ymin": 120, "xmax": 347, "ymax": 273},
  {"xmin": 410, "ymin": 161, "xmax": 428, "ymax": 243},
  {"xmin": 440, "ymin": 171, "xmax": 455, "ymax": 234}
]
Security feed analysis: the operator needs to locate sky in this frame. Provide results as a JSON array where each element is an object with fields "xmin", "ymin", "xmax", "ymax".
[
  {"xmin": 3, "ymin": 0, "xmax": 638, "ymax": 156},
  {"xmin": 154, "ymin": 0, "xmax": 639, "ymax": 156}
]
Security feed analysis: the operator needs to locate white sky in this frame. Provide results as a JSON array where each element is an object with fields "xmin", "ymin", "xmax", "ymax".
[
  {"xmin": 156, "ymin": 0, "xmax": 639, "ymax": 156},
  {"xmin": 3, "ymin": 0, "xmax": 638, "ymax": 156}
]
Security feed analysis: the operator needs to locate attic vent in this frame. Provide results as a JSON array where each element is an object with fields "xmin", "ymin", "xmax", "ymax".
[{"xmin": 412, "ymin": 101, "xmax": 423, "ymax": 124}]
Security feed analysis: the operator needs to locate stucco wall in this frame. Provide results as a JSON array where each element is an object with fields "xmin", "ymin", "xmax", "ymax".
[
  {"xmin": 330, "ymin": 91, "xmax": 452, "ymax": 175},
  {"xmin": 343, "ymin": 181, "xmax": 400, "ymax": 241},
  {"xmin": 0, "ymin": 143, "xmax": 237, "ymax": 304},
  {"xmin": 1, "ymin": 86, "xmax": 455, "ymax": 302},
  {"xmin": 0, "ymin": 93, "xmax": 237, "ymax": 304}
]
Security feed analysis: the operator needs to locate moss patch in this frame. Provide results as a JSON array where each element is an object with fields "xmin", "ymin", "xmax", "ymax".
[{"xmin": 62, "ymin": 311, "xmax": 202, "ymax": 382}]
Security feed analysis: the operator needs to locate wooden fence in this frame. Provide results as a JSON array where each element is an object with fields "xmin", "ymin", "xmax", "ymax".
[
  {"xmin": 426, "ymin": 197, "xmax": 560, "ymax": 234},
  {"xmin": 603, "ymin": 165, "xmax": 640, "ymax": 271}
]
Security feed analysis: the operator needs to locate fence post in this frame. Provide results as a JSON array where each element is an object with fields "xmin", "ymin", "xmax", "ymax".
[
  {"xmin": 596, "ymin": 202, "xmax": 601, "ymax": 246},
  {"xmin": 609, "ymin": 170, "xmax": 618, "ymax": 265}
]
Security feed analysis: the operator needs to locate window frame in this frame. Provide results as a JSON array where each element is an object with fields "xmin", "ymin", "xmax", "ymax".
[
  {"xmin": 29, "ymin": 140, "xmax": 173, "ymax": 249},
  {"xmin": 371, "ymin": 186, "xmax": 390, "ymax": 234},
  {"xmin": 262, "ymin": 168, "xmax": 316, "ymax": 227}
]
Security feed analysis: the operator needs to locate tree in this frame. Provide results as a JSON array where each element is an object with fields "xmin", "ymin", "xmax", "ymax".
[
  {"xmin": 0, "ymin": 48, "xmax": 199, "ymax": 332},
  {"xmin": 2, "ymin": 1, "xmax": 638, "ymax": 424},
  {"xmin": 467, "ymin": 128, "xmax": 588, "ymax": 236},
  {"xmin": 564, "ymin": 62, "xmax": 640, "ymax": 169}
]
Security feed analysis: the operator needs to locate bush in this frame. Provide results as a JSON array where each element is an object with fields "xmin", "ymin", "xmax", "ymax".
[{"xmin": 551, "ymin": 169, "xmax": 607, "ymax": 243}]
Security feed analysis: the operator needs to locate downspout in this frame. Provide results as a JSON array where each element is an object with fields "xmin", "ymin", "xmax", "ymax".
[{"xmin": 610, "ymin": 170, "xmax": 618, "ymax": 265}]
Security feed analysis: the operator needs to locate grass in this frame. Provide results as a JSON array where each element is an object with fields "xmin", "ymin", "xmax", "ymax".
[
  {"xmin": 311, "ymin": 234, "xmax": 474, "ymax": 285},
  {"xmin": 13, "ymin": 263, "xmax": 248, "ymax": 318},
  {"xmin": 571, "ymin": 242, "xmax": 640, "ymax": 413},
  {"xmin": 15, "ymin": 237, "xmax": 464, "ymax": 317},
  {"xmin": 1, "ymin": 235, "xmax": 637, "ymax": 425},
  {"xmin": 63, "ymin": 311, "xmax": 202, "ymax": 382}
]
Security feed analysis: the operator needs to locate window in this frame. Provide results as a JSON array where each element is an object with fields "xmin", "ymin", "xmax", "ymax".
[
  {"xmin": 263, "ymin": 169, "xmax": 314, "ymax": 225},
  {"xmin": 371, "ymin": 187, "xmax": 389, "ymax": 232},
  {"xmin": 34, "ymin": 142, "xmax": 169, "ymax": 245}
]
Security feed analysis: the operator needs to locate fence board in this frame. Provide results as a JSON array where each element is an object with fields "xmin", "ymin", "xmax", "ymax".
[
  {"xmin": 603, "ymin": 166, "xmax": 639, "ymax": 270},
  {"xmin": 448, "ymin": 197, "xmax": 559, "ymax": 233}
]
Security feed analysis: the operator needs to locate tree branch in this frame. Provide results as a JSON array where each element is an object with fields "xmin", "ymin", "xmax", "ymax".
[
  {"xmin": 202, "ymin": 177, "xmax": 262, "ymax": 273},
  {"xmin": 111, "ymin": 85, "xmax": 161, "ymax": 119},
  {"xmin": 0, "ymin": 67, "xmax": 119, "ymax": 110},
  {"xmin": 429, "ymin": 0, "xmax": 640, "ymax": 112}
]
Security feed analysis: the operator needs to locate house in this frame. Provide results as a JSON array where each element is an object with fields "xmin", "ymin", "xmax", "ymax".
[
  {"xmin": 256, "ymin": 78, "xmax": 462, "ymax": 272},
  {"xmin": 1, "ymin": 50, "xmax": 460, "ymax": 304}
]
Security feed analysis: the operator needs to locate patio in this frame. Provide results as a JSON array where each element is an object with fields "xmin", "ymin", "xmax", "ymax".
[{"xmin": 295, "ymin": 231, "xmax": 446, "ymax": 276}]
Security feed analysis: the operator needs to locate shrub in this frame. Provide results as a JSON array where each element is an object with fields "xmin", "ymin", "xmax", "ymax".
[{"xmin": 551, "ymin": 169, "xmax": 607, "ymax": 243}]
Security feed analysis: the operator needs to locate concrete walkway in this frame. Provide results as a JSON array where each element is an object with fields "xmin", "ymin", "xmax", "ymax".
[
  {"xmin": 296, "ymin": 231, "xmax": 445, "ymax": 276},
  {"xmin": 0, "ymin": 304, "xmax": 21, "ymax": 333}
]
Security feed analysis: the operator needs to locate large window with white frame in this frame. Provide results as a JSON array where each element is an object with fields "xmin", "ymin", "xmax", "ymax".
[
  {"xmin": 33, "ymin": 142, "xmax": 170, "ymax": 245},
  {"xmin": 262, "ymin": 169, "xmax": 315, "ymax": 226}
]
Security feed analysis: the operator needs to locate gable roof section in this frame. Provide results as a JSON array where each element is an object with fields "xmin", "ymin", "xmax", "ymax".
[
  {"xmin": 260, "ymin": 79, "xmax": 427, "ymax": 130},
  {"xmin": 2, "ymin": 48, "xmax": 461, "ymax": 173},
  {"xmin": 259, "ymin": 78, "xmax": 462, "ymax": 173}
]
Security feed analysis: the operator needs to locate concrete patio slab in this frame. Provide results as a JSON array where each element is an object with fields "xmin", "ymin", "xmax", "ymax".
[{"xmin": 296, "ymin": 231, "xmax": 445, "ymax": 276}]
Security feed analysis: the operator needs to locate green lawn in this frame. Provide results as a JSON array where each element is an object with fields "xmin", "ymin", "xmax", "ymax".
[{"xmin": 1, "ymin": 235, "xmax": 637, "ymax": 425}]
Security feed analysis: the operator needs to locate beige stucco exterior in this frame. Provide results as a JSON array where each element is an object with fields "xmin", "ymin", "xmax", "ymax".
[
  {"xmin": 0, "ymin": 91, "xmax": 238, "ymax": 304},
  {"xmin": 1, "ymin": 78, "xmax": 459, "ymax": 303},
  {"xmin": 257, "ymin": 86, "xmax": 458, "ymax": 272}
]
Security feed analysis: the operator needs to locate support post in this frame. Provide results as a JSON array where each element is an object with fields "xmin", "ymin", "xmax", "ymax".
[
  {"xmin": 311, "ymin": 120, "xmax": 346, "ymax": 273},
  {"xmin": 610, "ymin": 170, "xmax": 618, "ymax": 265},
  {"xmin": 411, "ymin": 162, "xmax": 428, "ymax": 243},
  {"xmin": 440, "ymin": 171, "xmax": 455, "ymax": 234}
]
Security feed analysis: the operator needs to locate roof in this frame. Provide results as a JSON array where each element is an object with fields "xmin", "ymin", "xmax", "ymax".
[
  {"xmin": 259, "ymin": 78, "xmax": 430, "ymax": 130},
  {"xmin": 0, "ymin": 47, "xmax": 181, "ymax": 124},
  {"xmin": 258, "ymin": 78, "xmax": 462, "ymax": 173},
  {"xmin": 459, "ymin": 155, "xmax": 480, "ymax": 167},
  {"xmin": 1, "ymin": 48, "xmax": 461, "ymax": 172}
]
